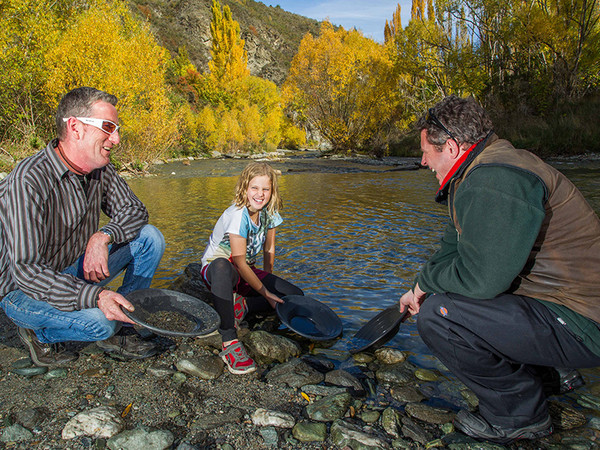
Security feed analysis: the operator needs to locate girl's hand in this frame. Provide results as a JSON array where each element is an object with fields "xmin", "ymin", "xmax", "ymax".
[{"xmin": 264, "ymin": 290, "xmax": 284, "ymax": 309}]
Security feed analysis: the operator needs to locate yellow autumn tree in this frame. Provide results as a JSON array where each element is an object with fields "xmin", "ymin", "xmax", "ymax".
[
  {"xmin": 44, "ymin": 0, "xmax": 181, "ymax": 168},
  {"xmin": 209, "ymin": 0, "xmax": 250, "ymax": 86},
  {"xmin": 283, "ymin": 21, "xmax": 399, "ymax": 153},
  {"xmin": 0, "ymin": 0, "xmax": 59, "ymax": 154}
]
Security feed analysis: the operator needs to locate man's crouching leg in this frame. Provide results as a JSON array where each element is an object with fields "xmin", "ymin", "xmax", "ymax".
[{"xmin": 417, "ymin": 293, "xmax": 552, "ymax": 444}]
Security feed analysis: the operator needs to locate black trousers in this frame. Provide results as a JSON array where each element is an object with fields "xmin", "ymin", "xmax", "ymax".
[
  {"xmin": 204, "ymin": 258, "xmax": 303, "ymax": 341},
  {"xmin": 417, "ymin": 293, "xmax": 600, "ymax": 428}
]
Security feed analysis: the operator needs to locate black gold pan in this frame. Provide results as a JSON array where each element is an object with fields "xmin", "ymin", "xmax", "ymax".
[{"xmin": 349, "ymin": 304, "xmax": 408, "ymax": 354}]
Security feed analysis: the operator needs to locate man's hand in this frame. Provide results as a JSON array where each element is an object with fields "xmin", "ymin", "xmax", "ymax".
[
  {"xmin": 399, "ymin": 283, "xmax": 428, "ymax": 316},
  {"xmin": 83, "ymin": 231, "xmax": 111, "ymax": 283},
  {"xmin": 97, "ymin": 290, "xmax": 135, "ymax": 324}
]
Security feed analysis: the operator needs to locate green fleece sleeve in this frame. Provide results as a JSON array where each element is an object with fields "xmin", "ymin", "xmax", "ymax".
[{"xmin": 416, "ymin": 166, "xmax": 547, "ymax": 299}]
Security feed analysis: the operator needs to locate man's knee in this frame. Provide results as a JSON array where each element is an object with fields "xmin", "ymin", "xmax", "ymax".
[
  {"xmin": 80, "ymin": 308, "xmax": 119, "ymax": 341},
  {"xmin": 138, "ymin": 224, "xmax": 165, "ymax": 255}
]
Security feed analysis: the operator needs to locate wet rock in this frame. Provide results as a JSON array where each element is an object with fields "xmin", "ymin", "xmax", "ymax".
[
  {"xmin": 376, "ymin": 362, "xmax": 415, "ymax": 385},
  {"xmin": 171, "ymin": 372, "xmax": 187, "ymax": 386},
  {"xmin": 147, "ymin": 364, "xmax": 177, "ymax": 378},
  {"xmin": 176, "ymin": 356, "xmax": 224, "ymax": 379},
  {"xmin": 306, "ymin": 392, "xmax": 353, "ymax": 422},
  {"xmin": 107, "ymin": 426, "xmax": 174, "ymax": 450},
  {"xmin": 404, "ymin": 403, "xmax": 454, "ymax": 425},
  {"xmin": 301, "ymin": 354, "xmax": 335, "ymax": 372},
  {"xmin": 577, "ymin": 393, "xmax": 600, "ymax": 410},
  {"xmin": 330, "ymin": 419, "xmax": 391, "ymax": 449},
  {"xmin": 265, "ymin": 358, "xmax": 324, "ymax": 388},
  {"xmin": 14, "ymin": 407, "xmax": 46, "ymax": 430},
  {"xmin": 245, "ymin": 330, "xmax": 301, "ymax": 363},
  {"xmin": 43, "ymin": 368, "xmax": 67, "ymax": 380},
  {"xmin": 62, "ymin": 406, "xmax": 124, "ymax": 440},
  {"xmin": 259, "ymin": 426, "xmax": 279, "ymax": 447},
  {"xmin": 11, "ymin": 358, "xmax": 33, "ymax": 369},
  {"xmin": 12, "ymin": 366, "xmax": 47, "ymax": 376},
  {"xmin": 390, "ymin": 385, "xmax": 426, "ymax": 403},
  {"xmin": 301, "ymin": 384, "xmax": 349, "ymax": 397},
  {"xmin": 359, "ymin": 409, "xmax": 381, "ymax": 424},
  {"xmin": 190, "ymin": 407, "xmax": 244, "ymax": 431},
  {"xmin": 460, "ymin": 388, "xmax": 479, "ymax": 409},
  {"xmin": 251, "ymin": 408, "xmax": 295, "ymax": 428},
  {"xmin": 381, "ymin": 407, "xmax": 401, "ymax": 438},
  {"xmin": 353, "ymin": 352, "xmax": 375, "ymax": 364},
  {"xmin": 325, "ymin": 369, "xmax": 365, "ymax": 395},
  {"xmin": 548, "ymin": 401, "xmax": 587, "ymax": 430},
  {"xmin": 1, "ymin": 423, "xmax": 33, "ymax": 443},
  {"xmin": 292, "ymin": 421, "xmax": 327, "ymax": 442},
  {"xmin": 401, "ymin": 416, "xmax": 433, "ymax": 445},
  {"xmin": 414, "ymin": 368, "xmax": 439, "ymax": 381},
  {"xmin": 375, "ymin": 347, "xmax": 406, "ymax": 365}
]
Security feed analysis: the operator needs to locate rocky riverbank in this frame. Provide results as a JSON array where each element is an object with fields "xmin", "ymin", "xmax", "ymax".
[{"xmin": 1, "ymin": 265, "xmax": 600, "ymax": 449}]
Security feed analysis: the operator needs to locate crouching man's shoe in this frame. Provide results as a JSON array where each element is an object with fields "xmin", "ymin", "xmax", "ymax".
[
  {"xmin": 96, "ymin": 334, "xmax": 157, "ymax": 360},
  {"xmin": 17, "ymin": 327, "xmax": 79, "ymax": 367},
  {"xmin": 454, "ymin": 410, "xmax": 552, "ymax": 444}
]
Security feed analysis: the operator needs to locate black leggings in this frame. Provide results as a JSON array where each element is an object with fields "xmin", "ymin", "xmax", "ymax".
[{"xmin": 204, "ymin": 258, "xmax": 303, "ymax": 342}]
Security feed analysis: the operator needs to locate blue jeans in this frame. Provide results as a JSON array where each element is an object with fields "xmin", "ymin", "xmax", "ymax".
[{"xmin": 0, "ymin": 225, "xmax": 165, "ymax": 344}]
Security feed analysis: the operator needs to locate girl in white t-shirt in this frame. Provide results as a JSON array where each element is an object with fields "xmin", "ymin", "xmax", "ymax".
[{"xmin": 200, "ymin": 162, "xmax": 303, "ymax": 374}]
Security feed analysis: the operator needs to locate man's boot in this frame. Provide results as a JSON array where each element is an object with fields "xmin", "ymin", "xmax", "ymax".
[{"xmin": 17, "ymin": 327, "xmax": 79, "ymax": 367}]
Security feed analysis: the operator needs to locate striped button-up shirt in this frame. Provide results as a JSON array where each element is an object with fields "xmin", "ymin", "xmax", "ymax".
[{"xmin": 0, "ymin": 139, "xmax": 149, "ymax": 311}]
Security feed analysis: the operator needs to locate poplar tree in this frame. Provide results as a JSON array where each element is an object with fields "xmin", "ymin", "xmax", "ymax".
[
  {"xmin": 384, "ymin": 4, "xmax": 402, "ymax": 44},
  {"xmin": 209, "ymin": 0, "xmax": 250, "ymax": 85}
]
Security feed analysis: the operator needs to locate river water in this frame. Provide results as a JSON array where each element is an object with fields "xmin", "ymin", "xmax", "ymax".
[{"xmin": 126, "ymin": 154, "xmax": 600, "ymax": 372}]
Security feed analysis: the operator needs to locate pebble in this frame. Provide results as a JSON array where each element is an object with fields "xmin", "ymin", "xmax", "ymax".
[
  {"xmin": 245, "ymin": 330, "xmax": 301, "ymax": 363},
  {"xmin": 414, "ymin": 368, "xmax": 439, "ymax": 381},
  {"xmin": 404, "ymin": 403, "xmax": 454, "ymax": 425},
  {"xmin": 61, "ymin": 406, "xmax": 124, "ymax": 440},
  {"xmin": 258, "ymin": 426, "xmax": 279, "ymax": 447},
  {"xmin": 375, "ymin": 347, "xmax": 406, "ymax": 364},
  {"xmin": 390, "ymin": 385, "xmax": 426, "ymax": 403},
  {"xmin": 12, "ymin": 366, "xmax": 47, "ymax": 376},
  {"xmin": 330, "ymin": 419, "xmax": 391, "ymax": 449},
  {"xmin": 251, "ymin": 408, "xmax": 295, "ymax": 428},
  {"xmin": 324, "ymin": 369, "xmax": 365, "ymax": 394},
  {"xmin": 376, "ymin": 362, "xmax": 415, "ymax": 385},
  {"xmin": 292, "ymin": 421, "xmax": 327, "ymax": 442},
  {"xmin": 44, "ymin": 367, "xmax": 68, "ymax": 379},
  {"xmin": 0, "ymin": 423, "xmax": 33, "ymax": 443},
  {"xmin": 265, "ymin": 358, "xmax": 324, "ymax": 388},
  {"xmin": 176, "ymin": 356, "xmax": 224, "ymax": 379},
  {"xmin": 306, "ymin": 392, "xmax": 352, "ymax": 422},
  {"xmin": 106, "ymin": 426, "xmax": 174, "ymax": 450}
]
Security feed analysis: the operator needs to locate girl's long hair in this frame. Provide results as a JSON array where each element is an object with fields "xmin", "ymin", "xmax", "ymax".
[{"xmin": 234, "ymin": 162, "xmax": 282, "ymax": 215}]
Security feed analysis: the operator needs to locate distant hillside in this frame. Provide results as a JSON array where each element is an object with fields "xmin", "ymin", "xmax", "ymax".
[{"xmin": 128, "ymin": 0, "xmax": 322, "ymax": 85}]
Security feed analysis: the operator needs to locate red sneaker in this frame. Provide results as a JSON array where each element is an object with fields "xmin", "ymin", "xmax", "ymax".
[
  {"xmin": 233, "ymin": 293, "xmax": 248, "ymax": 328},
  {"xmin": 219, "ymin": 340, "xmax": 256, "ymax": 374}
]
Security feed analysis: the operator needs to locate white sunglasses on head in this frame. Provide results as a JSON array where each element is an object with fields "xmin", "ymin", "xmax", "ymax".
[{"xmin": 63, "ymin": 117, "xmax": 120, "ymax": 135}]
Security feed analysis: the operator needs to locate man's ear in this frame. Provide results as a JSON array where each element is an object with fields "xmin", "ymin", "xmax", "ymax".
[{"xmin": 446, "ymin": 139, "xmax": 462, "ymax": 158}]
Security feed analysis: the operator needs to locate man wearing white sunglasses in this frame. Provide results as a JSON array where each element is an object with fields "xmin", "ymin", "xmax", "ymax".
[{"xmin": 0, "ymin": 87, "xmax": 165, "ymax": 366}]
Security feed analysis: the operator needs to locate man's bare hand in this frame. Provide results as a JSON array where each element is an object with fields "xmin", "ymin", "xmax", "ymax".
[
  {"xmin": 399, "ymin": 283, "xmax": 428, "ymax": 316},
  {"xmin": 97, "ymin": 290, "xmax": 135, "ymax": 324},
  {"xmin": 83, "ymin": 231, "xmax": 111, "ymax": 283}
]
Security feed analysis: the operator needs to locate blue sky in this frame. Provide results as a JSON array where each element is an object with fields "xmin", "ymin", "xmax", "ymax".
[{"xmin": 259, "ymin": 0, "xmax": 411, "ymax": 43}]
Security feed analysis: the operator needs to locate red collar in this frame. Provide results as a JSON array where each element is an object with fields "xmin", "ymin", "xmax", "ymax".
[{"xmin": 437, "ymin": 141, "xmax": 479, "ymax": 192}]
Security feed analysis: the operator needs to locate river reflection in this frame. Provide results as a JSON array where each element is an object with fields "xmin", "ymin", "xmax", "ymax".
[{"xmin": 126, "ymin": 157, "xmax": 600, "ymax": 370}]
